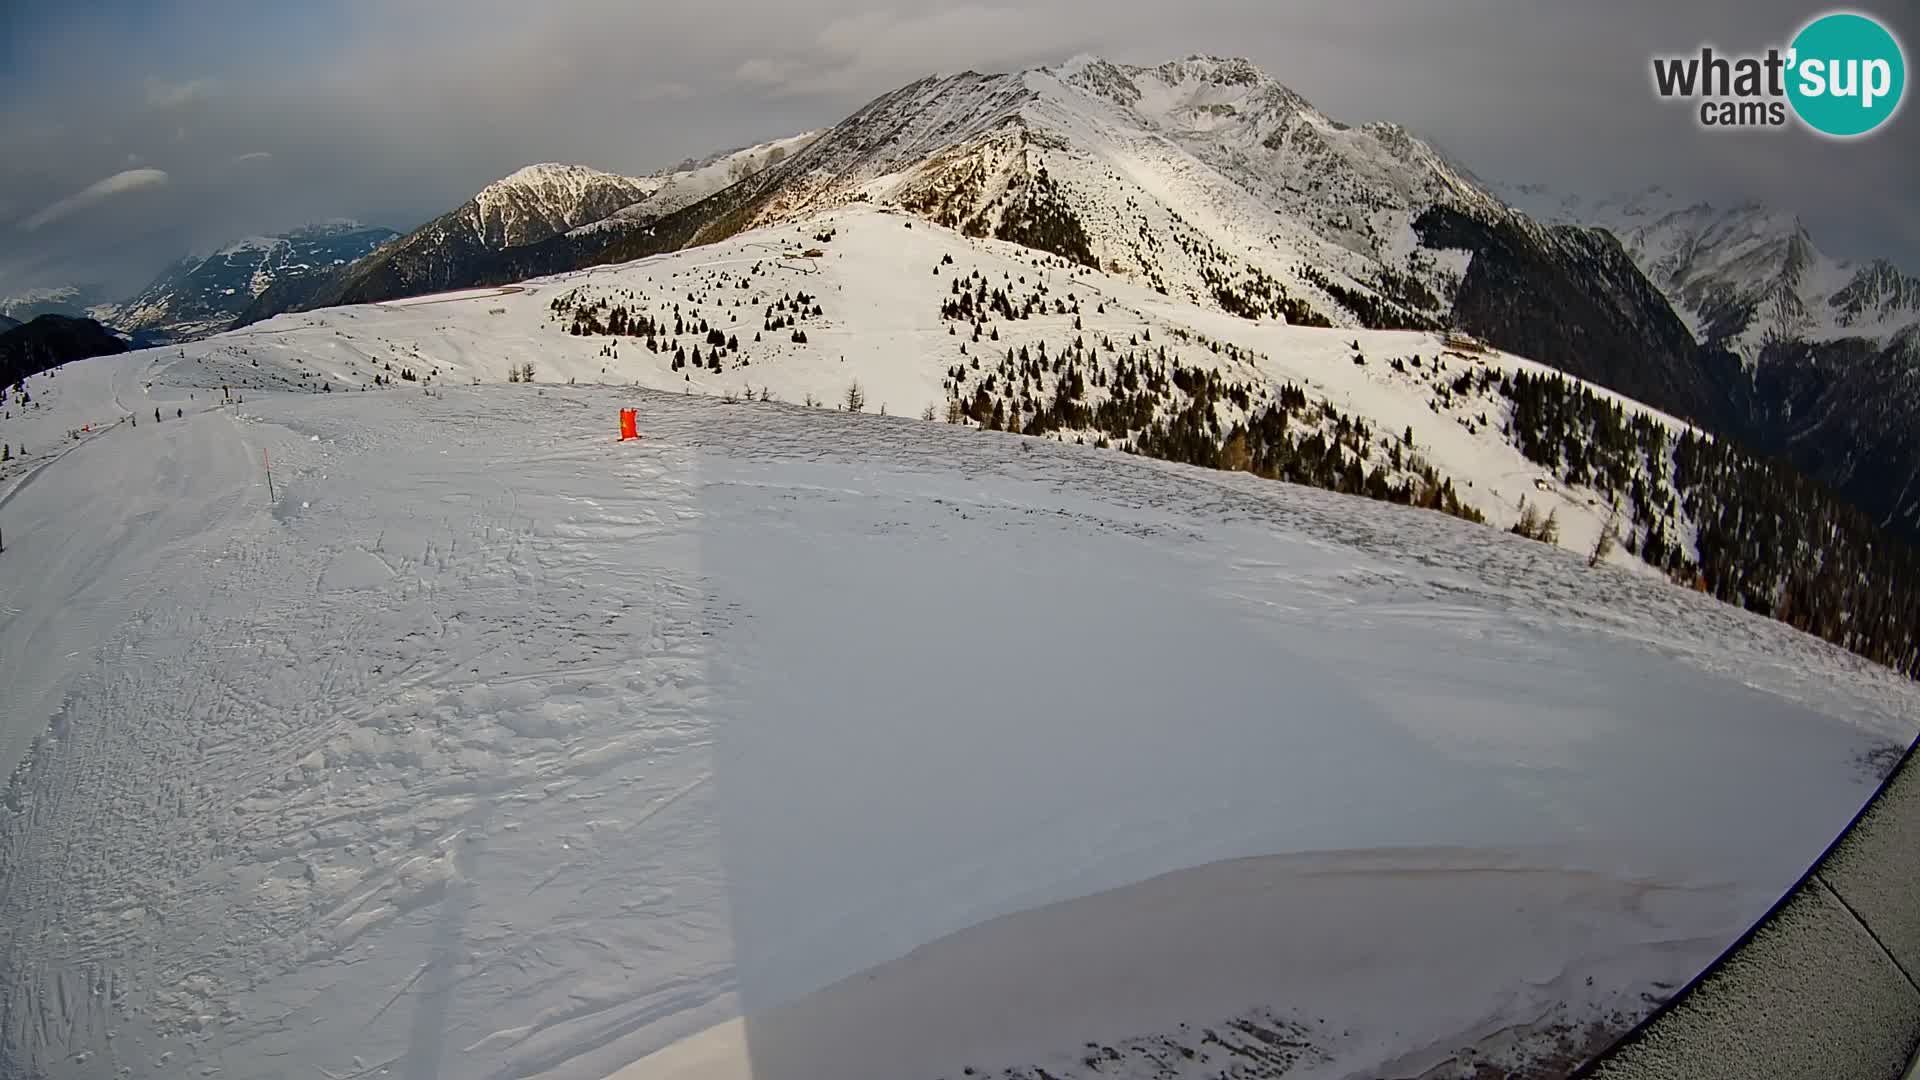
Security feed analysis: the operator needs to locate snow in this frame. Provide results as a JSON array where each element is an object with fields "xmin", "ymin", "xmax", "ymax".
[
  {"xmin": 0, "ymin": 285, "xmax": 105, "ymax": 322},
  {"xmin": 196, "ymin": 206, "xmax": 1687, "ymax": 565},
  {"xmin": 1, "ymin": 290, "xmax": 1916, "ymax": 1079},
  {"xmin": 216, "ymin": 235, "xmax": 285, "ymax": 257},
  {"xmin": 608, "ymin": 848, "xmax": 1755, "ymax": 1080},
  {"xmin": 451, "ymin": 163, "xmax": 661, "ymax": 250},
  {"xmin": 570, "ymin": 134, "xmax": 823, "ymax": 239}
]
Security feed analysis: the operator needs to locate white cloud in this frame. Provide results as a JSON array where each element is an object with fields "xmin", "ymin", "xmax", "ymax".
[
  {"xmin": 17, "ymin": 168, "xmax": 170, "ymax": 231},
  {"xmin": 144, "ymin": 78, "xmax": 214, "ymax": 110},
  {"xmin": 230, "ymin": 151, "xmax": 274, "ymax": 165},
  {"xmin": 735, "ymin": 58, "xmax": 793, "ymax": 86}
]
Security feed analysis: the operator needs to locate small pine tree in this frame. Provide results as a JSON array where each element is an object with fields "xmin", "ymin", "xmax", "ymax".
[
  {"xmin": 1513, "ymin": 497, "xmax": 1542, "ymax": 540},
  {"xmin": 1588, "ymin": 501, "xmax": 1621, "ymax": 568},
  {"xmin": 1221, "ymin": 432, "xmax": 1251, "ymax": 472},
  {"xmin": 845, "ymin": 380, "xmax": 866, "ymax": 413}
]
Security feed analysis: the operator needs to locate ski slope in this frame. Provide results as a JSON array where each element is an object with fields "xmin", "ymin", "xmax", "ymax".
[{"xmin": 1, "ymin": 339, "xmax": 1916, "ymax": 1079}]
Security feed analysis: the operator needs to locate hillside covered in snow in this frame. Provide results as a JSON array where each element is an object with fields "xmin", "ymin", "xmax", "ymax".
[
  {"xmin": 1, "ymin": 299, "xmax": 1915, "ymax": 1078},
  {"xmin": 168, "ymin": 205, "xmax": 1920, "ymax": 678},
  {"xmin": 2, "ymin": 50, "xmax": 1919, "ymax": 1080}
]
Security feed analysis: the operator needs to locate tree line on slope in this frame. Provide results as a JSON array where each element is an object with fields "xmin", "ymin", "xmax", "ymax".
[
  {"xmin": 933, "ymin": 275, "xmax": 1488, "ymax": 529},
  {"xmin": 1506, "ymin": 368, "xmax": 1919, "ymax": 678}
]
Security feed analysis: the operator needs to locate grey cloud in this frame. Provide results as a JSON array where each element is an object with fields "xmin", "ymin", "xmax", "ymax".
[{"xmin": 1, "ymin": 0, "xmax": 1914, "ymax": 298}]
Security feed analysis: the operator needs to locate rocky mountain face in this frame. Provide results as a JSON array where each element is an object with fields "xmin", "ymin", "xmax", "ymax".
[
  {"xmin": 108, "ymin": 223, "xmax": 398, "ymax": 342},
  {"xmin": 590, "ymin": 54, "xmax": 1516, "ymax": 329},
  {"xmin": 0, "ymin": 315, "xmax": 130, "ymax": 387},
  {"xmin": 1500, "ymin": 185, "xmax": 1920, "ymax": 360}
]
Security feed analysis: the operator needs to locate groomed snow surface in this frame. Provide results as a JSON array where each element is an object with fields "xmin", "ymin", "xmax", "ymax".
[{"xmin": 3, "ymin": 217, "xmax": 1919, "ymax": 1080}]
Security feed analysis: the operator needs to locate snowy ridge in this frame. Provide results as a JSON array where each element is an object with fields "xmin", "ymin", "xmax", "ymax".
[
  {"xmin": 568, "ymin": 133, "xmax": 821, "ymax": 239},
  {"xmin": 0, "ymin": 285, "xmax": 110, "ymax": 323},
  {"xmin": 466, "ymin": 163, "xmax": 662, "ymax": 249}
]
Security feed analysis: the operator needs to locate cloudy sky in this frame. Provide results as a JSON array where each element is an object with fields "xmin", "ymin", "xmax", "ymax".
[{"xmin": 2, "ymin": 0, "xmax": 1914, "ymax": 299}]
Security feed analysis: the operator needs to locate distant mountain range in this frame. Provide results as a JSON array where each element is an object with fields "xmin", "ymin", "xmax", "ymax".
[
  {"xmin": 1492, "ymin": 182, "xmax": 1920, "ymax": 538},
  {"xmin": 105, "ymin": 222, "xmax": 399, "ymax": 342},
  {"xmin": 0, "ymin": 285, "xmax": 113, "ymax": 324},
  {"xmin": 1494, "ymin": 183, "xmax": 1920, "ymax": 361}
]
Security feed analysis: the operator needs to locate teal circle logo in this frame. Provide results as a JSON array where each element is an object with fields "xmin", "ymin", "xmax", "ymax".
[{"xmin": 1787, "ymin": 11, "xmax": 1906, "ymax": 137}]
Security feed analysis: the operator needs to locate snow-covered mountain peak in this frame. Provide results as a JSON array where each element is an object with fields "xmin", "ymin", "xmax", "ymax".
[
  {"xmin": 485, "ymin": 161, "xmax": 632, "ymax": 194},
  {"xmin": 1046, "ymin": 53, "xmax": 1311, "ymax": 124},
  {"xmin": 472, "ymin": 162, "xmax": 659, "ymax": 219},
  {"xmin": 457, "ymin": 162, "xmax": 661, "ymax": 249}
]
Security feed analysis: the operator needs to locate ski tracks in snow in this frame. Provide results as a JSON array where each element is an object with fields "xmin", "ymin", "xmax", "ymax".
[
  {"xmin": 2, "ymin": 383, "xmax": 1916, "ymax": 1080},
  {"xmin": 1, "ymin": 391, "xmax": 731, "ymax": 1079}
]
